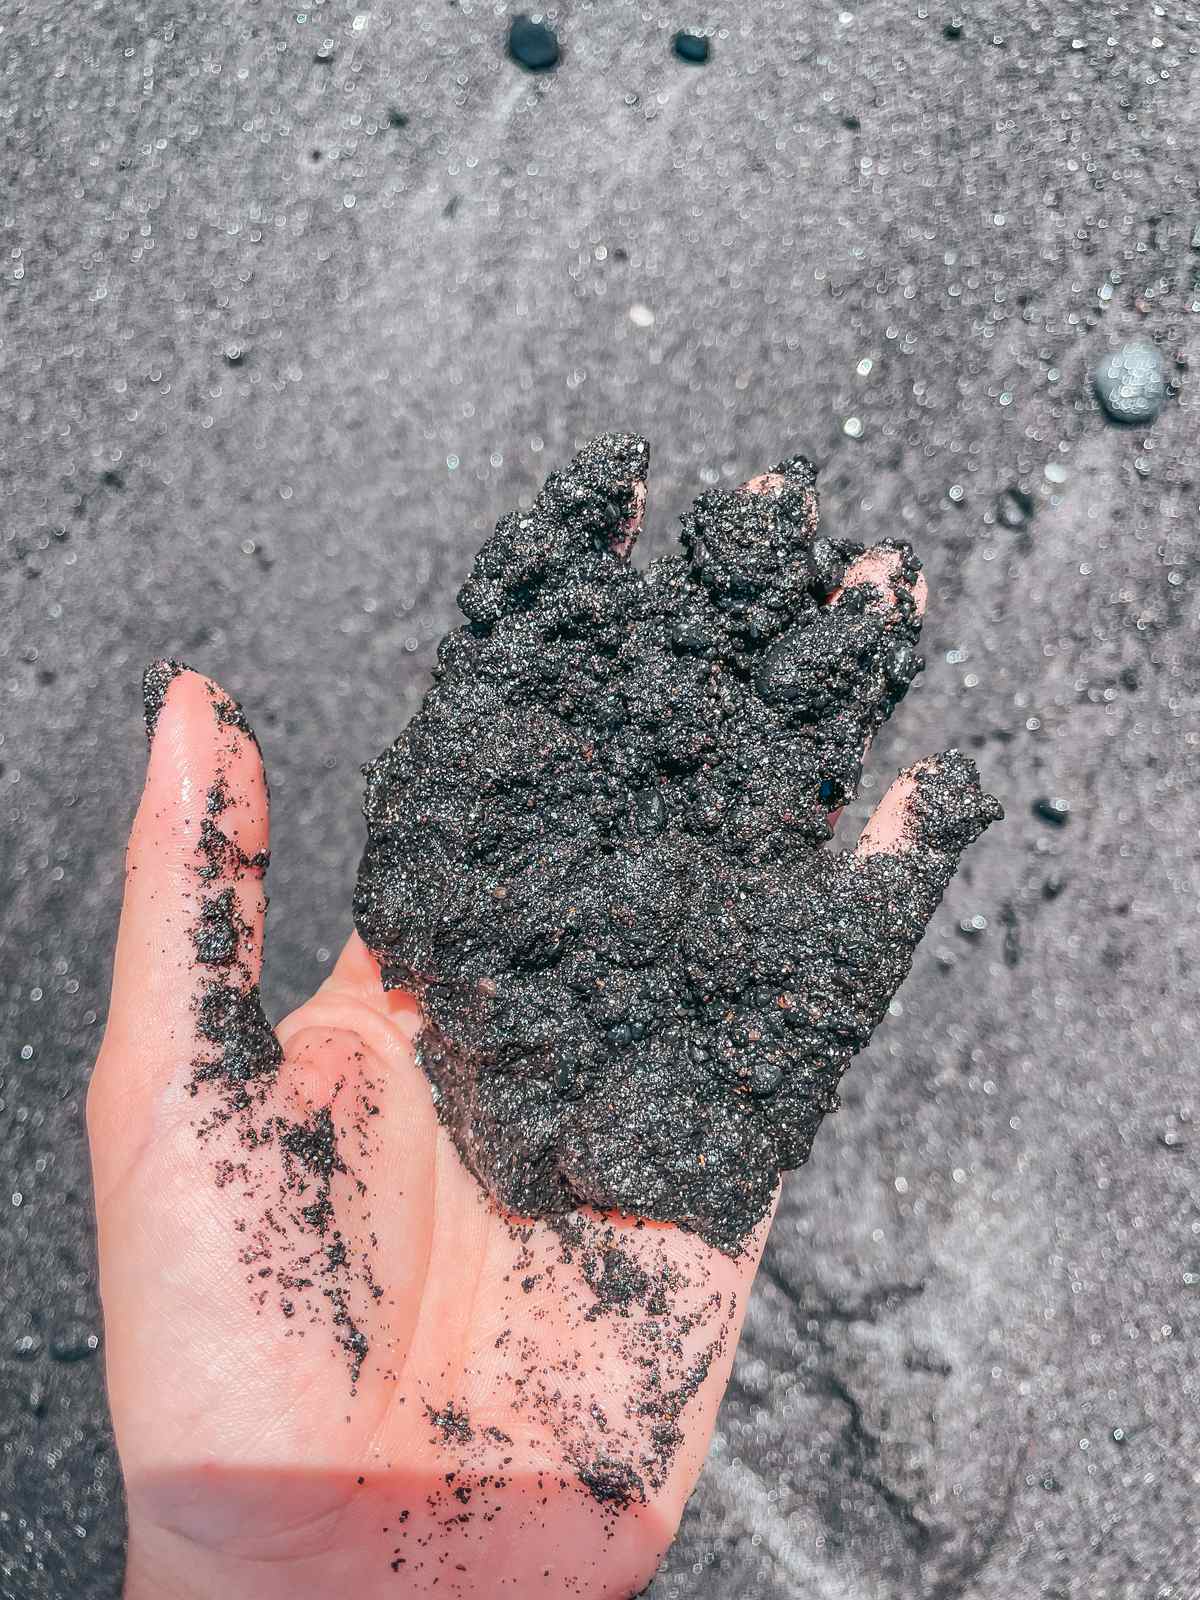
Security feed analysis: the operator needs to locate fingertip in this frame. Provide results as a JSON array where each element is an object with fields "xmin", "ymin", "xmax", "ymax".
[
  {"xmin": 736, "ymin": 454, "xmax": 818, "ymax": 504},
  {"xmin": 738, "ymin": 470, "xmax": 789, "ymax": 498},
  {"xmin": 563, "ymin": 431, "xmax": 650, "ymax": 559},
  {"xmin": 855, "ymin": 751, "xmax": 1002, "ymax": 861},
  {"xmin": 461, "ymin": 436, "xmax": 650, "ymax": 621},
  {"xmin": 142, "ymin": 658, "xmax": 191, "ymax": 743},
  {"xmin": 831, "ymin": 546, "xmax": 927, "ymax": 619},
  {"xmin": 137, "ymin": 667, "xmax": 268, "ymax": 864}
]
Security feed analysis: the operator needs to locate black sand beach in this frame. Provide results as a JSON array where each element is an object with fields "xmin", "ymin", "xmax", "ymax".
[{"xmin": 2, "ymin": 4, "xmax": 1198, "ymax": 1594}]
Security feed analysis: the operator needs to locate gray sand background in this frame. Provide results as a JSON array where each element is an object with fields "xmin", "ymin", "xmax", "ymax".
[{"xmin": 2, "ymin": 3, "xmax": 1199, "ymax": 1595}]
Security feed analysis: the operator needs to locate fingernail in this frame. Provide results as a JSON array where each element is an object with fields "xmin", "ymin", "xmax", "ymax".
[{"xmin": 142, "ymin": 659, "xmax": 192, "ymax": 744}]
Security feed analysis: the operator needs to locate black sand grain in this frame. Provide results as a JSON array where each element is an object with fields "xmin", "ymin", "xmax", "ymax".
[{"xmin": 141, "ymin": 658, "xmax": 188, "ymax": 742}]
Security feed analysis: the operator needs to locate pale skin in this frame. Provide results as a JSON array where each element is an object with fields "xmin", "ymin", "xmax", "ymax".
[{"xmin": 89, "ymin": 536, "xmax": 934, "ymax": 1600}]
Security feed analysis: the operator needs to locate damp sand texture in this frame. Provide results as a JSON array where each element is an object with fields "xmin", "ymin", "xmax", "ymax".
[{"xmin": 354, "ymin": 435, "xmax": 1001, "ymax": 1251}]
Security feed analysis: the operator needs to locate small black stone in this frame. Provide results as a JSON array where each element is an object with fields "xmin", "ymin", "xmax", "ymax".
[
  {"xmin": 672, "ymin": 31, "xmax": 711, "ymax": 63},
  {"xmin": 809, "ymin": 536, "xmax": 845, "ymax": 594},
  {"xmin": 48, "ymin": 1327, "xmax": 101, "ymax": 1363},
  {"xmin": 748, "ymin": 1054, "xmax": 784, "ymax": 1097},
  {"xmin": 1032, "ymin": 796, "xmax": 1071, "ymax": 827},
  {"xmin": 885, "ymin": 639, "xmax": 918, "ymax": 691},
  {"xmin": 670, "ymin": 621, "xmax": 712, "ymax": 654},
  {"xmin": 997, "ymin": 487, "xmax": 1035, "ymax": 529},
  {"xmin": 635, "ymin": 787, "xmax": 668, "ymax": 836},
  {"xmin": 507, "ymin": 15, "xmax": 560, "ymax": 72}
]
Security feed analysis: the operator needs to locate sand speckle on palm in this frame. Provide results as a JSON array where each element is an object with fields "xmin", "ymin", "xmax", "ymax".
[
  {"xmin": 354, "ymin": 437, "xmax": 1001, "ymax": 1252},
  {"xmin": 145, "ymin": 666, "xmax": 383, "ymax": 1386}
]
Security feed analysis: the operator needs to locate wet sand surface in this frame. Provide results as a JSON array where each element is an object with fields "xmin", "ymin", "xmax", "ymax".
[{"xmin": 2, "ymin": 4, "xmax": 1198, "ymax": 1595}]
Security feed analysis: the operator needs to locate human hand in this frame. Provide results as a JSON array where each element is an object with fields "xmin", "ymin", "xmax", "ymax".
[{"xmin": 89, "ymin": 461, "xmax": 996, "ymax": 1600}]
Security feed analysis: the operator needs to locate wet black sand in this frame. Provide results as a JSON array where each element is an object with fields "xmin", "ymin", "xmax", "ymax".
[
  {"xmin": 3, "ymin": 4, "xmax": 1199, "ymax": 1596},
  {"xmin": 356, "ymin": 439, "xmax": 999, "ymax": 1249}
]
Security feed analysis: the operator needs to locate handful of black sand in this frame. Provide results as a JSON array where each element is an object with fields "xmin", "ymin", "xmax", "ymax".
[{"xmin": 354, "ymin": 436, "xmax": 1000, "ymax": 1252}]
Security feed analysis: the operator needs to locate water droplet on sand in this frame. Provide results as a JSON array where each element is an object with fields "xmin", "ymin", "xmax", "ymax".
[
  {"xmin": 507, "ymin": 15, "xmax": 560, "ymax": 72},
  {"xmin": 672, "ymin": 31, "xmax": 711, "ymax": 63},
  {"xmin": 1093, "ymin": 343, "xmax": 1166, "ymax": 425}
]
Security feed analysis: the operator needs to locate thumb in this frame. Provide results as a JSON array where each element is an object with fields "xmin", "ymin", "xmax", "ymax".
[{"xmin": 88, "ymin": 662, "xmax": 273, "ymax": 1209}]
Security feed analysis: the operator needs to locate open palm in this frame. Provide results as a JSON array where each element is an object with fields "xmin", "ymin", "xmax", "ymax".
[{"xmin": 88, "ymin": 484, "xmax": 993, "ymax": 1599}]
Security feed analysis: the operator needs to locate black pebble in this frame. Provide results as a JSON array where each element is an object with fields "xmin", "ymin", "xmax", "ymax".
[
  {"xmin": 672, "ymin": 31, "xmax": 710, "ymax": 63},
  {"xmin": 749, "ymin": 1055, "xmax": 783, "ymax": 1096},
  {"xmin": 997, "ymin": 488, "xmax": 1034, "ymax": 529},
  {"xmin": 508, "ymin": 15, "xmax": 560, "ymax": 72},
  {"xmin": 49, "ymin": 1328, "xmax": 100, "ymax": 1363},
  {"xmin": 809, "ymin": 536, "xmax": 845, "ymax": 594},
  {"xmin": 635, "ymin": 788, "xmax": 668, "ymax": 836},
  {"xmin": 1032, "ymin": 796, "xmax": 1070, "ymax": 827},
  {"xmin": 885, "ymin": 639, "xmax": 918, "ymax": 691},
  {"xmin": 670, "ymin": 621, "xmax": 712, "ymax": 655}
]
